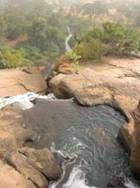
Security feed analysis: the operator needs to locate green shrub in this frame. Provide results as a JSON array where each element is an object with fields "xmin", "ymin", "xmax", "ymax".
[
  {"xmin": 0, "ymin": 46, "xmax": 33, "ymax": 69},
  {"xmin": 73, "ymin": 22, "xmax": 140, "ymax": 61},
  {"xmin": 66, "ymin": 50, "xmax": 81, "ymax": 63},
  {"xmin": 17, "ymin": 45, "xmax": 44, "ymax": 62},
  {"xmin": 82, "ymin": 27, "xmax": 104, "ymax": 42},
  {"xmin": 65, "ymin": 50, "xmax": 81, "ymax": 72},
  {"xmin": 102, "ymin": 22, "xmax": 140, "ymax": 55},
  {"xmin": 74, "ymin": 39, "xmax": 105, "ymax": 60}
]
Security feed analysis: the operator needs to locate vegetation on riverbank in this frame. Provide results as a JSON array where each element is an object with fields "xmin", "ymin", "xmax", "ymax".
[
  {"xmin": 73, "ymin": 23, "xmax": 140, "ymax": 61},
  {"xmin": 0, "ymin": 0, "xmax": 140, "ymax": 68}
]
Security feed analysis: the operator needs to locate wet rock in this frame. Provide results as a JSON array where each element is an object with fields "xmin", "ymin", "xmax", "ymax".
[
  {"xmin": 119, "ymin": 101, "xmax": 140, "ymax": 178},
  {"xmin": 0, "ymin": 160, "xmax": 36, "ymax": 188},
  {"xmin": 130, "ymin": 101, "xmax": 140, "ymax": 177},
  {"xmin": 118, "ymin": 117, "xmax": 134, "ymax": 153},
  {"xmin": 107, "ymin": 177, "xmax": 127, "ymax": 188},
  {"xmin": 20, "ymin": 147, "xmax": 62, "ymax": 180},
  {"xmin": 0, "ymin": 67, "xmax": 47, "ymax": 97},
  {"xmin": 7, "ymin": 152, "xmax": 48, "ymax": 188}
]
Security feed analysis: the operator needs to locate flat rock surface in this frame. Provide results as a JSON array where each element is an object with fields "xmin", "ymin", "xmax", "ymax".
[
  {"xmin": 0, "ymin": 67, "xmax": 47, "ymax": 97},
  {"xmin": 49, "ymin": 57, "xmax": 140, "ymax": 112}
]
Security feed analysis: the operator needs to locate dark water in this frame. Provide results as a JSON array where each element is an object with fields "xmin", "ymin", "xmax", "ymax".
[{"xmin": 24, "ymin": 99, "xmax": 133, "ymax": 188}]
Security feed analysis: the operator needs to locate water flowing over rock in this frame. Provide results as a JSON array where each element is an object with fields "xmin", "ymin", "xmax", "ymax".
[
  {"xmin": 48, "ymin": 57, "xmax": 140, "ymax": 186},
  {"xmin": 0, "ymin": 57, "xmax": 140, "ymax": 187},
  {"xmin": 107, "ymin": 177, "xmax": 127, "ymax": 188},
  {"xmin": 23, "ymin": 99, "xmax": 133, "ymax": 188},
  {"xmin": 0, "ymin": 91, "xmax": 138, "ymax": 188}
]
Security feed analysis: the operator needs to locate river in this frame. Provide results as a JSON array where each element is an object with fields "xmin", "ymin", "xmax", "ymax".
[
  {"xmin": 23, "ymin": 98, "xmax": 138, "ymax": 188},
  {"xmin": 0, "ymin": 93, "xmax": 139, "ymax": 188}
]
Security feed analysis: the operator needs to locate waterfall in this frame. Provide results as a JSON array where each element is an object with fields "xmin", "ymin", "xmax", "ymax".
[{"xmin": 65, "ymin": 26, "xmax": 73, "ymax": 52}]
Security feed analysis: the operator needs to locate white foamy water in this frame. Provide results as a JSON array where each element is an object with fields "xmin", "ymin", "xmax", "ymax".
[
  {"xmin": 49, "ymin": 127, "xmax": 140, "ymax": 188},
  {"xmin": 0, "ymin": 92, "xmax": 56, "ymax": 110},
  {"xmin": 65, "ymin": 26, "xmax": 73, "ymax": 52},
  {"xmin": 50, "ymin": 143, "xmax": 96, "ymax": 188},
  {"xmin": 50, "ymin": 167, "xmax": 139, "ymax": 188},
  {"xmin": 61, "ymin": 167, "xmax": 96, "ymax": 188},
  {"xmin": 125, "ymin": 180, "xmax": 139, "ymax": 188},
  {"xmin": 50, "ymin": 166, "xmax": 97, "ymax": 188}
]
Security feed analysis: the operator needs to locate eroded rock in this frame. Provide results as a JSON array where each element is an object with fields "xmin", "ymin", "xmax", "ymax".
[
  {"xmin": 54, "ymin": 56, "xmax": 74, "ymax": 75},
  {"xmin": 7, "ymin": 152, "xmax": 49, "ymax": 188},
  {"xmin": 130, "ymin": 102, "xmax": 140, "ymax": 177},
  {"xmin": 0, "ymin": 105, "xmax": 62, "ymax": 187},
  {"xmin": 75, "ymin": 86, "xmax": 113, "ymax": 106},
  {"xmin": 0, "ymin": 160, "xmax": 36, "ymax": 188},
  {"xmin": 0, "ymin": 105, "xmax": 35, "ymax": 149},
  {"xmin": 119, "ymin": 101, "xmax": 140, "ymax": 178},
  {"xmin": 49, "ymin": 74, "xmax": 68, "ymax": 98},
  {"xmin": 20, "ymin": 147, "xmax": 62, "ymax": 180},
  {"xmin": 0, "ymin": 67, "xmax": 47, "ymax": 97},
  {"xmin": 49, "ymin": 61, "xmax": 140, "ymax": 111},
  {"xmin": 0, "ymin": 130, "xmax": 17, "ymax": 158}
]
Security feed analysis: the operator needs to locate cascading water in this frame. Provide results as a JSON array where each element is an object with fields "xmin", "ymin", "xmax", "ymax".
[
  {"xmin": 65, "ymin": 26, "xmax": 72, "ymax": 52},
  {"xmin": 0, "ymin": 92, "xmax": 56, "ymax": 110},
  {"xmin": 0, "ymin": 93, "xmax": 139, "ymax": 188}
]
